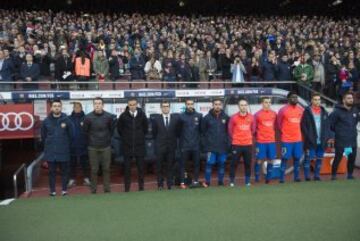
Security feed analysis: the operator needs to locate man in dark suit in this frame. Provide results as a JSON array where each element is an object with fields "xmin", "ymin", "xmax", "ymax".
[
  {"xmin": 117, "ymin": 98, "xmax": 148, "ymax": 192},
  {"xmin": 20, "ymin": 54, "xmax": 40, "ymax": 90},
  {"xmin": 151, "ymin": 101, "xmax": 180, "ymax": 190}
]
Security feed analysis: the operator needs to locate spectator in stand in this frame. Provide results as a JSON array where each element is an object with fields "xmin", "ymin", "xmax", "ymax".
[
  {"xmin": 294, "ymin": 55, "xmax": 314, "ymax": 101},
  {"xmin": 55, "ymin": 47, "xmax": 74, "ymax": 89},
  {"xmin": 262, "ymin": 52, "xmax": 277, "ymax": 81},
  {"xmin": 129, "ymin": 48, "xmax": 145, "ymax": 80},
  {"xmin": 74, "ymin": 51, "xmax": 91, "ymax": 90},
  {"xmin": 162, "ymin": 50, "xmax": 177, "ymax": 88},
  {"xmin": 312, "ymin": 54, "xmax": 325, "ymax": 92},
  {"xmin": 247, "ymin": 57, "xmax": 262, "ymax": 81},
  {"xmin": 231, "ymin": 55, "xmax": 246, "ymax": 84},
  {"xmin": 176, "ymin": 53, "xmax": 192, "ymax": 88},
  {"xmin": 205, "ymin": 50, "xmax": 217, "ymax": 81},
  {"xmin": 108, "ymin": 49, "xmax": 121, "ymax": 81},
  {"xmin": 0, "ymin": 49, "xmax": 15, "ymax": 90},
  {"xmin": 144, "ymin": 55, "xmax": 162, "ymax": 81},
  {"xmin": 325, "ymin": 55, "xmax": 341, "ymax": 100},
  {"xmin": 20, "ymin": 54, "xmax": 40, "ymax": 90},
  {"xmin": 276, "ymin": 54, "xmax": 292, "ymax": 90},
  {"xmin": 93, "ymin": 50, "xmax": 109, "ymax": 83}
]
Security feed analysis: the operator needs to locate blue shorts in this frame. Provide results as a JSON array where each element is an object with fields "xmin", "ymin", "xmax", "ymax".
[
  {"xmin": 256, "ymin": 142, "xmax": 277, "ymax": 160},
  {"xmin": 207, "ymin": 152, "xmax": 227, "ymax": 165},
  {"xmin": 281, "ymin": 142, "xmax": 303, "ymax": 160},
  {"xmin": 307, "ymin": 144, "xmax": 325, "ymax": 160}
]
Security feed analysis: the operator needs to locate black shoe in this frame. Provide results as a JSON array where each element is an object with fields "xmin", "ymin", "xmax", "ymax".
[
  {"xmin": 158, "ymin": 186, "xmax": 163, "ymax": 191},
  {"xmin": 305, "ymin": 178, "xmax": 311, "ymax": 182},
  {"xmin": 104, "ymin": 190, "xmax": 111, "ymax": 193},
  {"xmin": 347, "ymin": 175, "xmax": 355, "ymax": 180},
  {"xmin": 218, "ymin": 182, "xmax": 224, "ymax": 186},
  {"xmin": 314, "ymin": 177, "xmax": 321, "ymax": 181},
  {"xmin": 265, "ymin": 180, "xmax": 270, "ymax": 184},
  {"xmin": 294, "ymin": 178, "xmax": 301, "ymax": 182},
  {"xmin": 91, "ymin": 190, "xmax": 97, "ymax": 194},
  {"xmin": 139, "ymin": 187, "xmax": 144, "ymax": 191},
  {"xmin": 331, "ymin": 176, "xmax": 337, "ymax": 181}
]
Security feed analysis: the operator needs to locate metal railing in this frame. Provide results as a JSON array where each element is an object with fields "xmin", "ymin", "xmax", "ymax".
[
  {"xmin": 13, "ymin": 163, "xmax": 27, "ymax": 198},
  {"xmin": 26, "ymin": 153, "xmax": 44, "ymax": 196}
]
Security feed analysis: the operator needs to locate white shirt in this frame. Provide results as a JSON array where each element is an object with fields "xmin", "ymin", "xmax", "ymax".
[
  {"xmin": 130, "ymin": 110, "xmax": 138, "ymax": 118},
  {"xmin": 162, "ymin": 114, "xmax": 170, "ymax": 126}
]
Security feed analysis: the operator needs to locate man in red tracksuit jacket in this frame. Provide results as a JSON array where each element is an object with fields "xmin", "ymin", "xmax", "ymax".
[{"xmin": 228, "ymin": 98, "xmax": 255, "ymax": 187}]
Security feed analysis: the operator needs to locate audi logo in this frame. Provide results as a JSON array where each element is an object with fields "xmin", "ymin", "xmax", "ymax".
[{"xmin": 0, "ymin": 112, "xmax": 35, "ymax": 131}]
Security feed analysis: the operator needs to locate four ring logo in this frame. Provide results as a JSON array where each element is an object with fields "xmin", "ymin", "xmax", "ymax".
[{"xmin": 0, "ymin": 112, "xmax": 35, "ymax": 131}]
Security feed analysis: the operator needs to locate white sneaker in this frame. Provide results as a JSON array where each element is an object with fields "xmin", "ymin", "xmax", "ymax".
[
  {"xmin": 229, "ymin": 182, "xmax": 235, "ymax": 187},
  {"xmin": 83, "ymin": 178, "xmax": 91, "ymax": 186},
  {"xmin": 68, "ymin": 179, "xmax": 76, "ymax": 188},
  {"xmin": 49, "ymin": 192, "xmax": 56, "ymax": 197},
  {"xmin": 246, "ymin": 183, "xmax": 251, "ymax": 187},
  {"xmin": 61, "ymin": 191, "xmax": 68, "ymax": 196}
]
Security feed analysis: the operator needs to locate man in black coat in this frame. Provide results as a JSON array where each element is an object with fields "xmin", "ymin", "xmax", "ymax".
[
  {"xmin": 20, "ymin": 54, "xmax": 40, "ymax": 90},
  {"xmin": 117, "ymin": 98, "xmax": 148, "ymax": 192},
  {"xmin": 301, "ymin": 93, "xmax": 333, "ymax": 181},
  {"xmin": 55, "ymin": 48, "xmax": 74, "ymax": 89},
  {"xmin": 329, "ymin": 91, "xmax": 359, "ymax": 180},
  {"xmin": 151, "ymin": 101, "xmax": 181, "ymax": 190}
]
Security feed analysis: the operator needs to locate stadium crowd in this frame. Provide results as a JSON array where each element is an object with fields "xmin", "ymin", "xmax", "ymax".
[{"xmin": 0, "ymin": 10, "xmax": 360, "ymax": 99}]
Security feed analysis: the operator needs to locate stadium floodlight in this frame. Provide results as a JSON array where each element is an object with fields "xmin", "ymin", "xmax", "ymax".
[
  {"xmin": 178, "ymin": 1, "xmax": 186, "ymax": 7},
  {"xmin": 332, "ymin": 0, "xmax": 343, "ymax": 6}
]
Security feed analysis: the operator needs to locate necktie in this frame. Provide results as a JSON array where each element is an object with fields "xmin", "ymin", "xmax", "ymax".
[{"xmin": 165, "ymin": 116, "xmax": 169, "ymax": 128}]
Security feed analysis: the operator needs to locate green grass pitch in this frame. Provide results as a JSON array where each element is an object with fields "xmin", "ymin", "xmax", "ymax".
[{"xmin": 1, "ymin": 180, "xmax": 360, "ymax": 241}]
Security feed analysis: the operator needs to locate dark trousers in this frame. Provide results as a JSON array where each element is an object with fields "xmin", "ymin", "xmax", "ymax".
[
  {"xmin": 156, "ymin": 148, "xmax": 176, "ymax": 188},
  {"xmin": 70, "ymin": 154, "xmax": 89, "ymax": 179},
  {"xmin": 48, "ymin": 161, "xmax": 69, "ymax": 193},
  {"xmin": 124, "ymin": 155, "xmax": 144, "ymax": 192},
  {"xmin": 88, "ymin": 146, "xmax": 111, "ymax": 193},
  {"xmin": 180, "ymin": 150, "xmax": 200, "ymax": 184},
  {"xmin": 230, "ymin": 145, "xmax": 252, "ymax": 184},
  {"xmin": 332, "ymin": 146, "xmax": 357, "ymax": 177}
]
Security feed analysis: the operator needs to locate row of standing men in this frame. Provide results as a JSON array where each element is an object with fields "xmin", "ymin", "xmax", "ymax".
[{"xmin": 41, "ymin": 91, "xmax": 359, "ymax": 196}]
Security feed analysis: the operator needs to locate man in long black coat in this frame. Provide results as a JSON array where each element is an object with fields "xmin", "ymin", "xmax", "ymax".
[{"xmin": 117, "ymin": 98, "xmax": 148, "ymax": 192}]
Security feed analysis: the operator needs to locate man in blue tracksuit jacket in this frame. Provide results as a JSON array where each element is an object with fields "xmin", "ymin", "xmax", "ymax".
[
  {"xmin": 201, "ymin": 99, "xmax": 229, "ymax": 187},
  {"xmin": 41, "ymin": 99, "xmax": 73, "ymax": 196},
  {"xmin": 179, "ymin": 99, "xmax": 202, "ymax": 188},
  {"xmin": 329, "ymin": 91, "xmax": 359, "ymax": 180},
  {"xmin": 68, "ymin": 102, "xmax": 90, "ymax": 187},
  {"xmin": 301, "ymin": 93, "xmax": 333, "ymax": 181}
]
